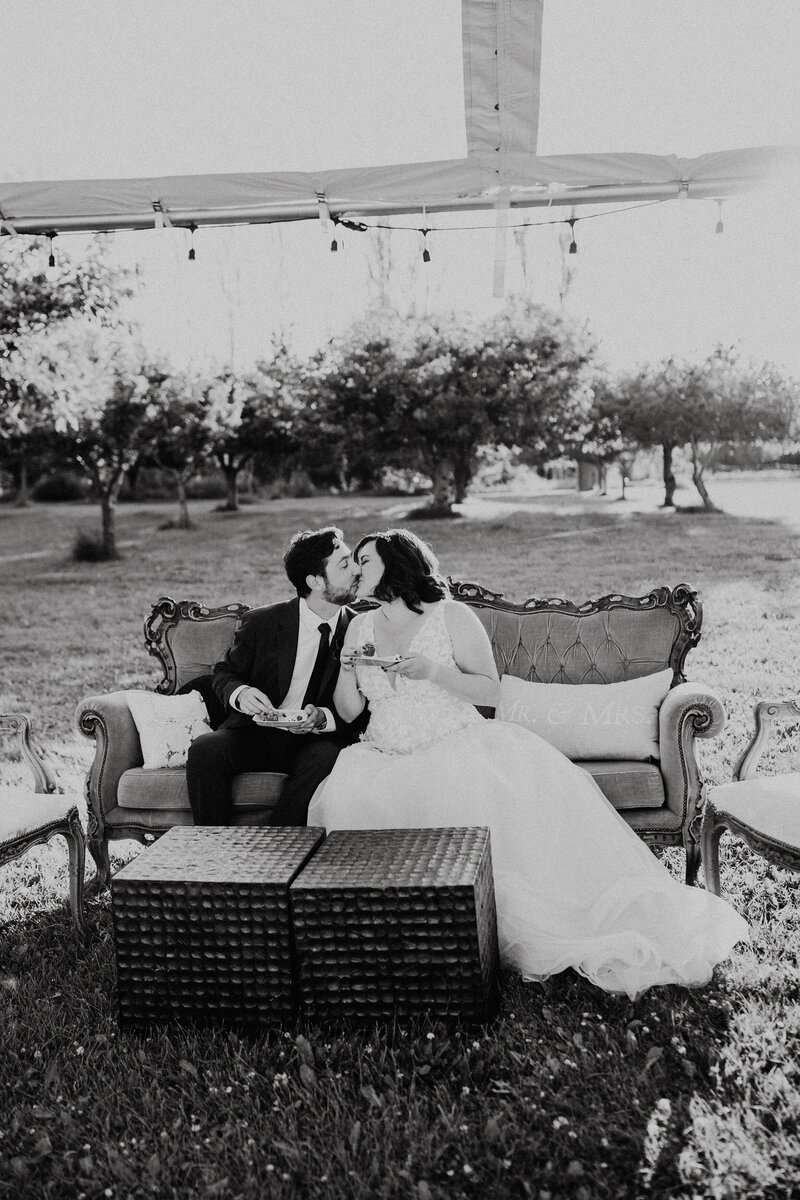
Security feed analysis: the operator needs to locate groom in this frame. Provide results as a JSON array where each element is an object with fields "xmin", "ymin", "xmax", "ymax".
[{"xmin": 186, "ymin": 525, "xmax": 364, "ymax": 827}]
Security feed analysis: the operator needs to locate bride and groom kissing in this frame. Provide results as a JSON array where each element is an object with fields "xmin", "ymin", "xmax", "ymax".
[{"xmin": 186, "ymin": 524, "xmax": 747, "ymax": 999}]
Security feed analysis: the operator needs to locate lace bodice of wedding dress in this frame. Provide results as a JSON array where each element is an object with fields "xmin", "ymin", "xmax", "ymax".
[{"xmin": 354, "ymin": 604, "xmax": 483, "ymax": 755}]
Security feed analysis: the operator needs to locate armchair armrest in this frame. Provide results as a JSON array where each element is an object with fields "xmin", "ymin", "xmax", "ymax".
[
  {"xmin": 734, "ymin": 698, "xmax": 800, "ymax": 781},
  {"xmin": 75, "ymin": 691, "xmax": 143, "ymax": 829},
  {"xmin": 658, "ymin": 682, "xmax": 727, "ymax": 826}
]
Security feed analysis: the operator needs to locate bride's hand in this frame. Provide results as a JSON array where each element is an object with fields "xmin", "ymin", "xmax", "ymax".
[
  {"xmin": 385, "ymin": 652, "xmax": 436, "ymax": 681},
  {"xmin": 339, "ymin": 647, "xmax": 358, "ymax": 672}
]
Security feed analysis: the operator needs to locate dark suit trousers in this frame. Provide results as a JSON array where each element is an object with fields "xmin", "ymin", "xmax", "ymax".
[{"xmin": 186, "ymin": 725, "xmax": 341, "ymax": 827}]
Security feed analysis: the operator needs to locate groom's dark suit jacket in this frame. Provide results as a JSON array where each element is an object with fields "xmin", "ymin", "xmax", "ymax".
[{"xmin": 212, "ymin": 597, "xmax": 365, "ymax": 745}]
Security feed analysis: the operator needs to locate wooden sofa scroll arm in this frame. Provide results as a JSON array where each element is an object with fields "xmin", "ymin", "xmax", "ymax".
[
  {"xmin": 76, "ymin": 693, "xmax": 143, "ymax": 827},
  {"xmin": 733, "ymin": 699, "xmax": 800, "ymax": 782},
  {"xmin": 658, "ymin": 683, "xmax": 727, "ymax": 833}
]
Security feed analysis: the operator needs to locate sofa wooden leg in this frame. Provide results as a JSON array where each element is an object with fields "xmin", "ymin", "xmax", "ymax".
[
  {"xmin": 684, "ymin": 840, "xmax": 701, "ymax": 887},
  {"xmin": 65, "ymin": 813, "xmax": 88, "ymax": 938},
  {"xmin": 88, "ymin": 837, "xmax": 111, "ymax": 890}
]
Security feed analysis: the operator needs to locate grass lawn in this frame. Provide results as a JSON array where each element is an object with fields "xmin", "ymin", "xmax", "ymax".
[{"xmin": 1, "ymin": 475, "xmax": 799, "ymax": 1199}]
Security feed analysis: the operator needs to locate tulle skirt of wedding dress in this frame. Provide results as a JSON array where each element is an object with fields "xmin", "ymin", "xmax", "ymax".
[{"xmin": 308, "ymin": 721, "xmax": 748, "ymax": 998}]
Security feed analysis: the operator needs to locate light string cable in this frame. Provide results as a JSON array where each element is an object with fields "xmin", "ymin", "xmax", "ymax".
[{"xmin": 336, "ymin": 197, "xmax": 674, "ymax": 241}]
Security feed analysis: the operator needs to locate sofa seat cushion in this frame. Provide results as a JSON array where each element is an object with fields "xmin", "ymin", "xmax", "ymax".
[
  {"xmin": 577, "ymin": 760, "xmax": 665, "ymax": 810},
  {"xmin": 117, "ymin": 768, "xmax": 287, "ymax": 811}
]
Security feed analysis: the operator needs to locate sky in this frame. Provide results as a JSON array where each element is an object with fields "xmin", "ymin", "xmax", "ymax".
[{"xmin": 2, "ymin": 0, "xmax": 800, "ymax": 377}]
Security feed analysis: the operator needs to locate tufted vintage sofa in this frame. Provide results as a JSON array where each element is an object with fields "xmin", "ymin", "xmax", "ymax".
[{"xmin": 76, "ymin": 582, "xmax": 724, "ymax": 886}]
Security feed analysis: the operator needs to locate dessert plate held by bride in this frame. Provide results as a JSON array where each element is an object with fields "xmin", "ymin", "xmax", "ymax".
[
  {"xmin": 349, "ymin": 642, "xmax": 404, "ymax": 668},
  {"xmin": 252, "ymin": 708, "xmax": 308, "ymax": 727}
]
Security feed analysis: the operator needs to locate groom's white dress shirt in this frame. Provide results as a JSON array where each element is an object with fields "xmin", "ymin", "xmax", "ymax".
[{"xmin": 230, "ymin": 597, "xmax": 338, "ymax": 731}]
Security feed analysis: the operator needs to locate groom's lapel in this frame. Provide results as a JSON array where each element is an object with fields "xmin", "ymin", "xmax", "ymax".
[{"xmin": 274, "ymin": 598, "xmax": 300, "ymax": 704}]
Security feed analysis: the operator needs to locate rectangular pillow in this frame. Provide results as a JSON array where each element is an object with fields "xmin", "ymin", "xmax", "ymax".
[
  {"xmin": 496, "ymin": 669, "xmax": 673, "ymax": 761},
  {"xmin": 125, "ymin": 690, "xmax": 211, "ymax": 770}
]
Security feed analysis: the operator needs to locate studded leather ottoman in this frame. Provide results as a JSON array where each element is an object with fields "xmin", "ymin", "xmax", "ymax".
[
  {"xmin": 111, "ymin": 825, "xmax": 324, "ymax": 1026},
  {"xmin": 290, "ymin": 826, "xmax": 499, "ymax": 1022}
]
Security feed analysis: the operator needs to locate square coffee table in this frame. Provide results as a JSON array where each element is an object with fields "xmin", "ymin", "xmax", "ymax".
[
  {"xmin": 111, "ymin": 825, "xmax": 324, "ymax": 1026},
  {"xmin": 290, "ymin": 827, "xmax": 499, "ymax": 1022}
]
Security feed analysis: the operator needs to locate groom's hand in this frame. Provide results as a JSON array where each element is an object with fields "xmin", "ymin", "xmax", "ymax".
[{"xmin": 238, "ymin": 686, "xmax": 276, "ymax": 717}]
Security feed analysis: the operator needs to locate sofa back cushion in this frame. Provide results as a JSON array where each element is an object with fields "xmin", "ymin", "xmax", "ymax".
[
  {"xmin": 144, "ymin": 585, "xmax": 701, "ymax": 694},
  {"xmin": 472, "ymin": 605, "xmax": 680, "ymax": 684}
]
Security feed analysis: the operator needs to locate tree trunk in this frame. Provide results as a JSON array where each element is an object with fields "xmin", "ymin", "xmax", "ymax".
[
  {"xmin": 619, "ymin": 454, "xmax": 633, "ymax": 501},
  {"xmin": 126, "ymin": 455, "xmax": 143, "ymax": 499},
  {"xmin": 452, "ymin": 452, "xmax": 473, "ymax": 504},
  {"xmin": 13, "ymin": 457, "xmax": 30, "ymax": 508},
  {"xmin": 176, "ymin": 477, "xmax": 192, "ymax": 529},
  {"xmin": 577, "ymin": 458, "xmax": 597, "ymax": 492},
  {"xmin": 430, "ymin": 460, "xmax": 454, "ymax": 513},
  {"xmin": 221, "ymin": 465, "xmax": 240, "ymax": 512},
  {"xmin": 100, "ymin": 492, "xmax": 118, "ymax": 558},
  {"xmin": 690, "ymin": 441, "xmax": 719, "ymax": 513},
  {"xmin": 661, "ymin": 443, "xmax": 677, "ymax": 507}
]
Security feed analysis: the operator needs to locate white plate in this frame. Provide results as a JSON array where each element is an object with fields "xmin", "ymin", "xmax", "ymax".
[
  {"xmin": 350, "ymin": 654, "xmax": 404, "ymax": 667},
  {"xmin": 252, "ymin": 709, "xmax": 307, "ymax": 727}
]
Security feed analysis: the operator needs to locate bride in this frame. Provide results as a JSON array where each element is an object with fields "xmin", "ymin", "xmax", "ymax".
[{"xmin": 308, "ymin": 528, "xmax": 748, "ymax": 998}]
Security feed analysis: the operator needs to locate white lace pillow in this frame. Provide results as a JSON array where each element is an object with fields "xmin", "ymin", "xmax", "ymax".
[
  {"xmin": 126, "ymin": 691, "xmax": 211, "ymax": 769},
  {"xmin": 496, "ymin": 669, "xmax": 673, "ymax": 761}
]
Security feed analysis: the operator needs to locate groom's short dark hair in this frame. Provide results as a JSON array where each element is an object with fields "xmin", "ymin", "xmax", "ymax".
[{"xmin": 284, "ymin": 526, "xmax": 344, "ymax": 597}]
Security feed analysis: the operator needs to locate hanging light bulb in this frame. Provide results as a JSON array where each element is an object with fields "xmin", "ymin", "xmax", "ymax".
[
  {"xmin": 567, "ymin": 218, "xmax": 578, "ymax": 255},
  {"xmin": 187, "ymin": 222, "xmax": 197, "ymax": 261},
  {"xmin": 420, "ymin": 203, "xmax": 431, "ymax": 262},
  {"xmin": 715, "ymin": 199, "xmax": 725, "ymax": 235},
  {"xmin": 45, "ymin": 232, "xmax": 58, "ymax": 281},
  {"xmin": 330, "ymin": 220, "xmax": 339, "ymax": 252}
]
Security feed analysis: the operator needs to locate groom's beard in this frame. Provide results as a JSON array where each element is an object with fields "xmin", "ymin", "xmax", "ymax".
[{"xmin": 322, "ymin": 579, "xmax": 358, "ymax": 607}]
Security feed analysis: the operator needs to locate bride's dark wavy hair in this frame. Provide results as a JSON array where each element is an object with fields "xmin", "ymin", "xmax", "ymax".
[{"xmin": 354, "ymin": 529, "xmax": 448, "ymax": 613}]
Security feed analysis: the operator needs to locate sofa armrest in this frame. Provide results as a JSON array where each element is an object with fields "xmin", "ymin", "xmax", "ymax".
[
  {"xmin": 658, "ymin": 682, "xmax": 727, "ymax": 831},
  {"xmin": 75, "ymin": 692, "xmax": 143, "ymax": 834}
]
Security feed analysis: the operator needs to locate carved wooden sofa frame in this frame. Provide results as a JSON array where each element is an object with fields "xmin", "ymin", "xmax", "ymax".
[{"xmin": 76, "ymin": 582, "xmax": 724, "ymax": 887}]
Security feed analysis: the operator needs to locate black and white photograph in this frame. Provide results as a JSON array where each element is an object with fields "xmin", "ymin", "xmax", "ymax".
[{"xmin": 2, "ymin": 2, "xmax": 800, "ymax": 1196}]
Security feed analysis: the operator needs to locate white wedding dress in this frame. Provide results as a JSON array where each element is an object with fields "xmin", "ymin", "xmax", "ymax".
[{"xmin": 308, "ymin": 602, "xmax": 748, "ymax": 998}]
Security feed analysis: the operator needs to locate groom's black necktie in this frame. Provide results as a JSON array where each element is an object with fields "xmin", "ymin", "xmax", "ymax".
[{"xmin": 302, "ymin": 621, "xmax": 331, "ymax": 708}]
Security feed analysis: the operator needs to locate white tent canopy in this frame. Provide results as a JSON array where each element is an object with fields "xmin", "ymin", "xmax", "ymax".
[
  {"xmin": 1, "ymin": 147, "xmax": 797, "ymax": 236},
  {"xmin": 0, "ymin": 0, "xmax": 797, "ymax": 237}
]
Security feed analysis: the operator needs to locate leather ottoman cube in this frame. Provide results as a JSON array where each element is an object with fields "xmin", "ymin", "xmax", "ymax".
[
  {"xmin": 291, "ymin": 827, "xmax": 499, "ymax": 1021},
  {"xmin": 111, "ymin": 826, "xmax": 324, "ymax": 1026}
]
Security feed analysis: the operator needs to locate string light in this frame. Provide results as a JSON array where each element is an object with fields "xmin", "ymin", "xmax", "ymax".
[
  {"xmin": 715, "ymin": 199, "xmax": 725, "ymax": 235},
  {"xmin": 330, "ymin": 218, "xmax": 339, "ymax": 252},
  {"xmin": 328, "ymin": 194, "xmax": 731, "ymax": 266},
  {"xmin": 337, "ymin": 196, "xmax": 668, "ymax": 239},
  {"xmin": 420, "ymin": 204, "xmax": 432, "ymax": 262},
  {"xmin": 45, "ymin": 232, "xmax": 58, "ymax": 281},
  {"xmin": 188, "ymin": 222, "xmax": 197, "ymax": 261}
]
